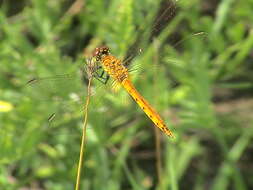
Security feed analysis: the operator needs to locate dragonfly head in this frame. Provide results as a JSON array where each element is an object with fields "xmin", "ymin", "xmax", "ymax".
[{"xmin": 93, "ymin": 46, "xmax": 110, "ymax": 61}]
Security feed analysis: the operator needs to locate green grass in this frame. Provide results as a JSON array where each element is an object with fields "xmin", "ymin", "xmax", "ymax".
[{"xmin": 0, "ymin": 0, "xmax": 253, "ymax": 189}]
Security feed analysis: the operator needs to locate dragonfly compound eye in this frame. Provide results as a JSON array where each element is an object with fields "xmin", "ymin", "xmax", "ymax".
[
  {"xmin": 101, "ymin": 46, "xmax": 110, "ymax": 55},
  {"xmin": 92, "ymin": 46, "xmax": 110, "ymax": 61}
]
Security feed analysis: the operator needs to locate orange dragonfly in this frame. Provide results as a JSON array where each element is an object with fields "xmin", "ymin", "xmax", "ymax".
[{"xmin": 90, "ymin": 46, "xmax": 174, "ymax": 137}]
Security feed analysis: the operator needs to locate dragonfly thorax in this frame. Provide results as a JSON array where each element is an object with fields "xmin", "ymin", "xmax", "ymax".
[
  {"xmin": 101, "ymin": 55, "xmax": 129, "ymax": 83},
  {"xmin": 92, "ymin": 45, "xmax": 129, "ymax": 83}
]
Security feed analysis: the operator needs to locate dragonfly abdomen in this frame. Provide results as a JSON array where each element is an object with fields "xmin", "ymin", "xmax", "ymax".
[{"xmin": 122, "ymin": 79, "xmax": 174, "ymax": 137}]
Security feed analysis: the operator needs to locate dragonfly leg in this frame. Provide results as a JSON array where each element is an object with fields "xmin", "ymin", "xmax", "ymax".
[
  {"xmin": 98, "ymin": 70, "xmax": 105, "ymax": 78},
  {"xmin": 103, "ymin": 75, "xmax": 110, "ymax": 84},
  {"xmin": 94, "ymin": 66, "xmax": 104, "ymax": 77},
  {"xmin": 94, "ymin": 74, "xmax": 110, "ymax": 84},
  {"xmin": 94, "ymin": 69, "xmax": 110, "ymax": 84}
]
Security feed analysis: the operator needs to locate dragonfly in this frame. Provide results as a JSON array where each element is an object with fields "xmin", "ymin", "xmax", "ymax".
[{"xmin": 90, "ymin": 46, "xmax": 174, "ymax": 137}]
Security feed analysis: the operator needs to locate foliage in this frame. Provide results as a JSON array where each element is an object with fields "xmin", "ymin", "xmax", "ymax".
[{"xmin": 0, "ymin": 0, "xmax": 253, "ymax": 189}]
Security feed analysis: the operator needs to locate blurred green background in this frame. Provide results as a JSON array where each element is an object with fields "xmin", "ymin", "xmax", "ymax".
[{"xmin": 0, "ymin": 0, "xmax": 253, "ymax": 189}]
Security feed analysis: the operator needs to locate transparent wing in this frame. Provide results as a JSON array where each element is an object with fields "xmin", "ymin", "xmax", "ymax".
[
  {"xmin": 23, "ymin": 71, "xmax": 85, "ymax": 121},
  {"xmin": 125, "ymin": 32, "xmax": 207, "ymax": 82},
  {"xmin": 20, "ymin": 59, "xmax": 125, "ymax": 139}
]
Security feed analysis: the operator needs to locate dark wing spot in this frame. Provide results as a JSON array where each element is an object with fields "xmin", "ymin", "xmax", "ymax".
[
  {"xmin": 48, "ymin": 113, "xmax": 56, "ymax": 122},
  {"xmin": 26, "ymin": 78, "xmax": 37, "ymax": 85}
]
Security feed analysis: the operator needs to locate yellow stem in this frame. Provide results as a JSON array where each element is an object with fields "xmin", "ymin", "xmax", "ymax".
[{"xmin": 75, "ymin": 77, "xmax": 92, "ymax": 190}]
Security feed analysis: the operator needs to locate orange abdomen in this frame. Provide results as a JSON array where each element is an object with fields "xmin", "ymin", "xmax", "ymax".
[
  {"xmin": 122, "ymin": 79, "xmax": 174, "ymax": 137},
  {"xmin": 101, "ymin": 55, "xmax": 174, "ymax": 137}
]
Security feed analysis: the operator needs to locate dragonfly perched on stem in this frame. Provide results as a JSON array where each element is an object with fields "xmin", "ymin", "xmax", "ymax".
[{"xmin": 24, "ymin": 0, "xmax": 205, "ymax": 139}]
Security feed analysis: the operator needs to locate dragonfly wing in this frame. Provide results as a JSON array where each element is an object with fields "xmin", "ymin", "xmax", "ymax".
[{"xmin": 23, "ymin": 72, "xmax": 87, "ymax": 122}]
